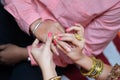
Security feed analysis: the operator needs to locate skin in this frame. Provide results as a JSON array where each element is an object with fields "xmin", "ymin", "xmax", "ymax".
[
  {"xmin": 0, "ymin": 44, "xmax": 28, "ymax": 65},
  {"xmin": 31, "ymin": 33, "xmax": 57, "ymax": 80},
  {"xmin": 0, "ymin": 19, "xmax": 65, "ymax": 65},
  {"xmin": 30, "ymin": 19, "xmax": 65, "ymax": 55},
  {"xmin": 56, "ymin": 25, "xmax": 112, "ymax": 80},
  {"xmin": 31, "ymin": 25, "xmax": 112, "ymax": 80}
]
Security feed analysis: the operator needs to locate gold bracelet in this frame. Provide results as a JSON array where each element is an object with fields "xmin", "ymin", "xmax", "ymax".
[
  {"xmin": 89, "ymin": 59, "xmax": 103, "ymax": 78},
  {"xmin": 80, "ymin": 57, "xmax": 104, "ymax": 78},
  {"xmin": 80, "ymin": 57, "xmax": 96, "ymax": 76},
  {"xmin": 49, "ymin": 76, "xmax": 61, "ymax": 80}
]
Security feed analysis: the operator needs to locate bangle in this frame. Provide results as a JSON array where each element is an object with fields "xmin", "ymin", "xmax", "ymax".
[
  {"xmin": 32, "ymin": 21, "xmax": 42, "ymax": 34},
  {"xmin": 106, "ymin": 64, "xmax": 120, "ymax": 80},
  {"xmin": 80, "ymin": 57, "xmax": 103, "ymax": 78},
  {"xmin": 80, "ymin": 57, "xmax": 96, "ymax": 76},
  {"xmin": 49, "ymin": 76, "xmax": 61, "ymax": 80}
]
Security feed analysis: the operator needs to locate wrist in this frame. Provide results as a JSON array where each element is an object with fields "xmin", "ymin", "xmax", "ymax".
[
  {"xmin": 75, "ymin": 56, "xmax": 93, "ymax": 71},
  {"xmin": 30, "ymin": 18, "xmax": 43, "ymax": 38},
  {"xmin": 97, "ymin": 64, "xmax": 112, "ymax": 79},
  {"xmin": 39, "ymin": 61, "xmax": 55, "ymax": 70},
  {"xmin": 19, "ymin": 47, "xmax": 28, "ymax": 61},
  {"xmin": 31, "ymin": 19, "xmax": 55, "ymax": 42},
  {"xmin": 41, "ymin": 64, "xmax": 57, "ymax": 80}
]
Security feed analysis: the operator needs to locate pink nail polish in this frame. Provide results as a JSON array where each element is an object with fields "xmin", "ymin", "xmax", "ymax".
[
  {"xmin": 48, "ymin": 32, "xmax": 52, "ymax": 38},
  {"xmin": 66, "ymin": 28, "xmax": 69, "ymax": 32},
  {"xmin": 58, "ymin": 37, "xmax": 62, "ymax": 40},
  {"xmin": 53, "ymin": 40, "xmax": 57, "ymax": 45},
  {"xmin": 74, "ymin": 22, "xmax": 78, "ymax": 25}
]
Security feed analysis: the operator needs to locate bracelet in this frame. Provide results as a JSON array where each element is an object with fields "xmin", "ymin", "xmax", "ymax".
[
  {"xmin": 89, "ymin": 59, "xmax": 103, "ymax": 78},
  {"xmin": 80, "ymin": 57, "xmax": 96, "ymax": 76},
  {"xmin": 49, "ymin": 76, "xmax": 61, "ymax": 80},
  {"xmin": 80, "ymin": 57, "xmax": 103, "ymax": 78},
  {"xmin": 32, "ymin": 21, "xmax": 42, "ymax": 34},
  {"xmin": 106, "ymin": 64, "xmax": 120, "ymax": 80}
]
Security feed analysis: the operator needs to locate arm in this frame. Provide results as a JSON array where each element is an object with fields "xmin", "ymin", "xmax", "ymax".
[
  {"xmin": 75, "ymin": 56, "xmax": 112, "ymax": 80},
  {"xmin": 31, "ymin": 33, "xmax": 61, "ymax": 80},
  {"xmin": 56, "ymin": 26, "xmax": 117, "ymax": 80},
  {"xmin": 4, "ymin": 0, "xmax": 66, "ymax": 67},
  {"xmin": 4, "ymin": 0, "xmax": 56, "ymax": 34},
  {"xmin": 83, "ymin": 2, "xmax": 120, "ymax": 56},
  {"xmin": 0, "ymin": 44, "xmax": 28, "ymax": 65}
]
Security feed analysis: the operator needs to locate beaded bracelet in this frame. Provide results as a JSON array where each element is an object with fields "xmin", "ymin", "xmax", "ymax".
[{"xmin": 106, "ymin": 64, "xmax": 120, "ymax": 80}]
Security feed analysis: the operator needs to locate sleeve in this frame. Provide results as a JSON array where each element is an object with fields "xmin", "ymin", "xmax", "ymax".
[
  {"xmin": 4, "ymin": 0, "xmax": 56, "ymax": 34},
  {"xmin": 82, "ymin": 2, "xmax": 120, "ymax": 56}
]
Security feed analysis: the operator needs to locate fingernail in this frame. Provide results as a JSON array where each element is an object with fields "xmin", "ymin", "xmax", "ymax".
[
  {"xmin": 53, "ymin": 40, "xmax": 57, "ymax": 45},
  {"xmin": 48, "ymin": 32, "xmax": 52, "ymax": 38},
  {"xmin": 74, "ymin": 22, "xmax": 78, "ymax": 25},
  {"xmin": 66, "ymin": 28, "xmax": 69, "ymax": 32},
  {"xmin": 58, "ymin": 37, "xmax": 62, "ymax": 40},
  {"xmin": 66, "ymin": 47, "xmax": 71, "ymax": 52},
  {"xmin": 56, "ymin": 52, "xmax": 59, "ymax": 56}
]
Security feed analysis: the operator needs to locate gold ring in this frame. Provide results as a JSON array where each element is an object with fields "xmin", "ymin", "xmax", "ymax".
[
  {"xmin": 53, "ymin": 35, "xmax": 57, "ymax": 40},
  {"xmin": 74, "ymin": 33, "xmax": 82, "ymax": 41}
]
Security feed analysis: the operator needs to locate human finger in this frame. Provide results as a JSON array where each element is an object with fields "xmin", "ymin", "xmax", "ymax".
[
  {"xmin": 66, "ymin": 25, "xmax": 84, "ymax": 37},
  {"xmin": 56, "ymin": 43, "xmax": 67, "ymax": 54},
  {"xmin": 44, "ymin": 32, "xmax": 53, "ymax": 48},
  {"xmin": 56, "ymin": 40, "xmax": 72, "ymax": 52},
  {"xmin": 32, "ymin": 39, "xmax": 39, "ymax": 47},
  {"xmin": 51, "ymin": 43, "xmax": 59, "ymax": 55},
  {"xmin": 57, "ymin": 33, "xmax": 80, "ymax": 47}
]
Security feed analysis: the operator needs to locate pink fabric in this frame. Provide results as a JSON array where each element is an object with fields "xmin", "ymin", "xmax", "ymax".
[{"xmin": 4, "ymin": 0, "xmax": 120, "ymax": 67}]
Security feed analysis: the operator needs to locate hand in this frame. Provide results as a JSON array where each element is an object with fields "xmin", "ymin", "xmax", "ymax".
[
  {"xmin": 0, "ymin": 44, "xmax": 28, "ymax": 65},
  {"xmin": 31, "ymin": 33, "xmax": 55, "ymax": 69},
  {"xmin": 30, "ymin": 19, "xmax": 65, "ymax": 55},
  {"xmin": 56, "ymin": 25, "xmax": 85, "ymax": 63},
  {"xmin": 31, "ymin": 33, "xmax": 57, "ymax": 80}
]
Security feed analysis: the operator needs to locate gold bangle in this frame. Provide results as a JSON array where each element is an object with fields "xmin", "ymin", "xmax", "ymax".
[
  {"xmin": 80, "ymin": 57, "xmax": 104, "ymax": 78},
  {"xmin": 80, "ymin": 57, "xmax": 96, "ymax": 76},
  {"xmin": 49, "ymin": 76, "xmax": 61, "ymax": 80},
  {"xmin": 89, "ymin": 59, "xmax": 103, "ymax": 78}
]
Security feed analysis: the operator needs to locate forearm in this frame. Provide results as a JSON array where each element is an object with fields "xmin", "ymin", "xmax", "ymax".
[
  {"xmin": 97, "ymin": 64, "xmax": 112, "ymax": 80},
  {"xmin": 4, "ymin": 0, "xmax": 56, "ymax": 34},
  {"xmin": 38, "ymin": 62, "xmax": 57, "ymax": 80},
  {"xmin": 42, "ymin": 66, "xmax": 57, "ymax": 80},
  {"xmin": 75, "ymin": 56, "xmax": 112, "ymax": 80},
  {"xmin": 18, "ymin": 47, "xmax": 28, "ymax": 60},
  {"xmin": 75, "ymin": 56, "xmax": 93, "ymax": 71}
]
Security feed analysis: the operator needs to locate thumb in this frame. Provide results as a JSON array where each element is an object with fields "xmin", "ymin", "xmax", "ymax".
[
  {"xmin": 45, "ymin": 32, "xmax": 52, "ymax": 47},
  {"xmin": 32, "ymin": 38, "xmax": 39, "ymax": 47}
]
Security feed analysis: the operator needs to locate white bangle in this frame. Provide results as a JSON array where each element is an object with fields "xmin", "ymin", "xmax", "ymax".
[
  {"xmin": 27, "ymin": 57, "xmax": 31, "ymax": 61},
  {"xmin": 32, "ymin": 21, "xmax": 42, "ymax": 34}
]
